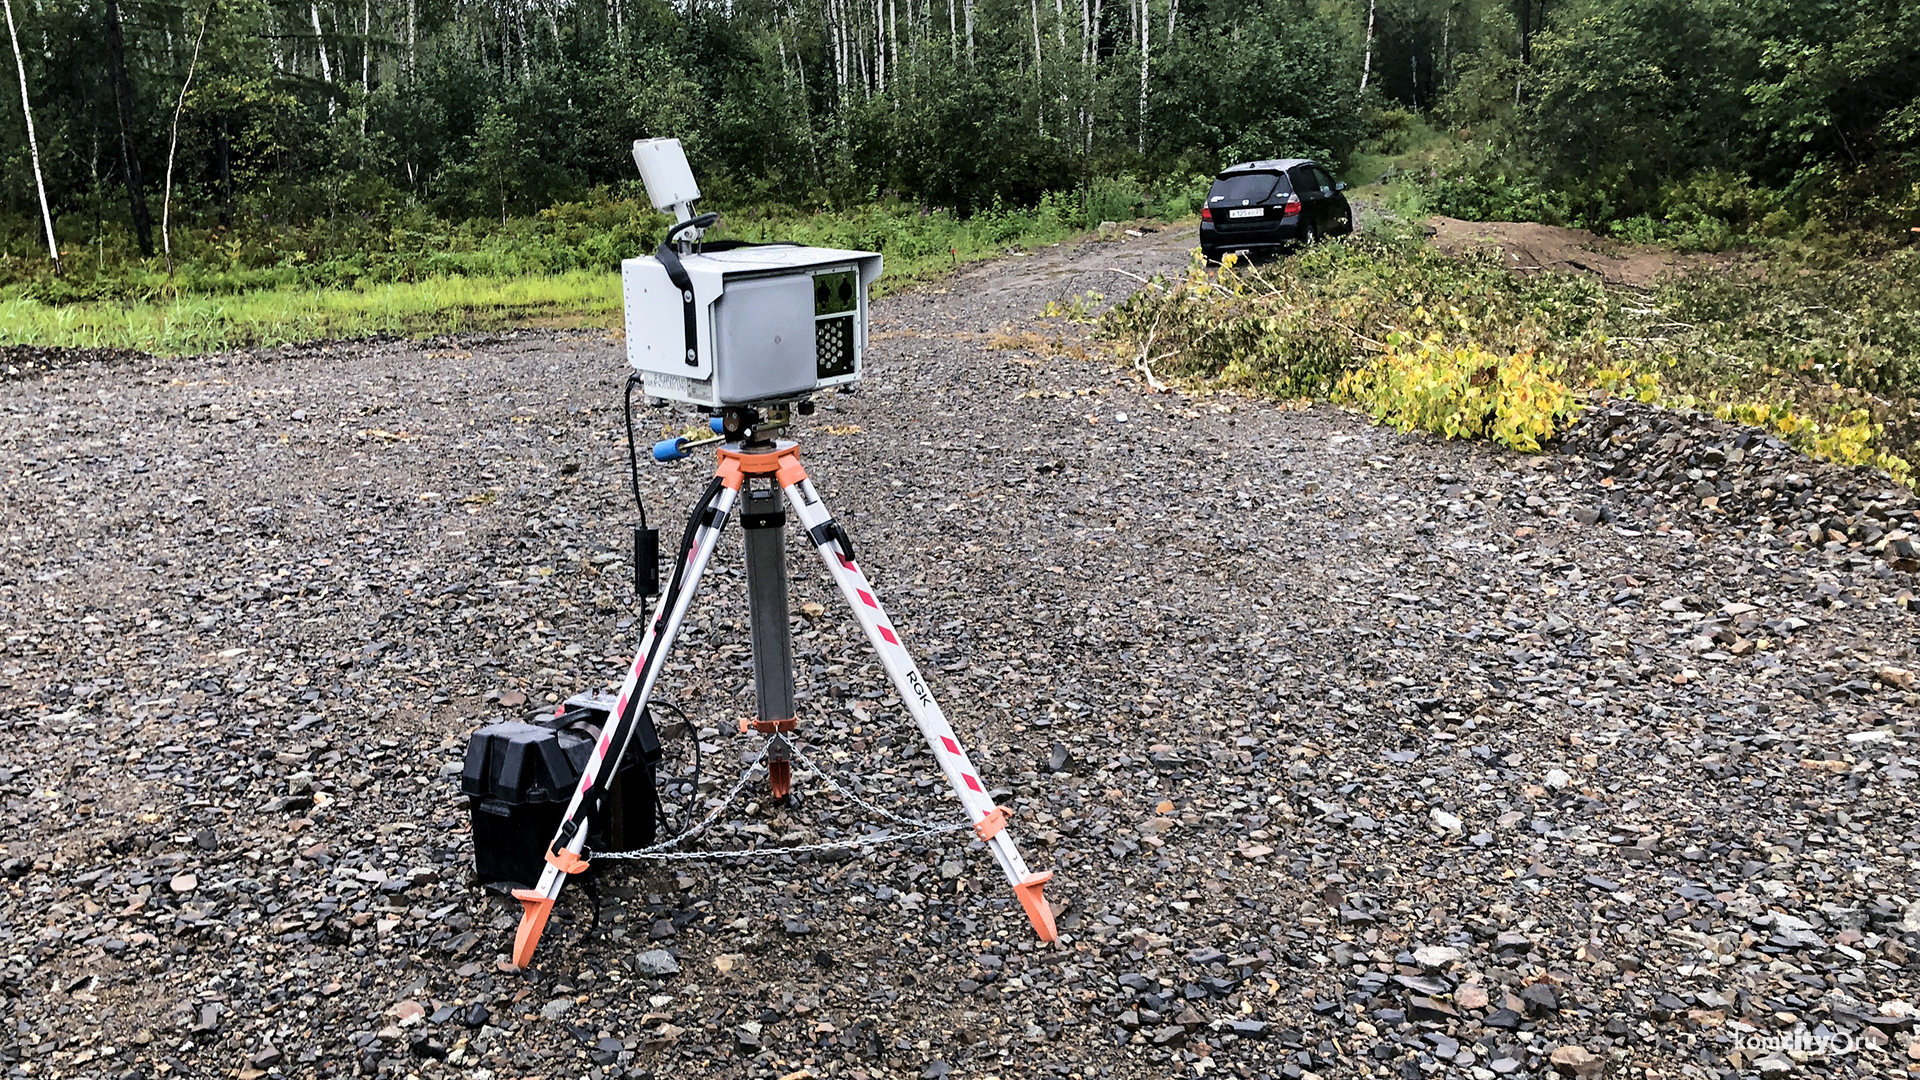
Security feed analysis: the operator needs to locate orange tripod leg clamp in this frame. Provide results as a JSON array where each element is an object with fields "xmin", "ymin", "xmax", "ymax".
[
  {"xmin": 509, "ymin": 848, "xmax": 591, "ymax": 968},
  {"xmin": 1015, "ymin": 871, "xmax": 1057, "ymax": 942},
  {"xmin": 510, "ymin": 890, "xmax": 555, "ymax": 970}
]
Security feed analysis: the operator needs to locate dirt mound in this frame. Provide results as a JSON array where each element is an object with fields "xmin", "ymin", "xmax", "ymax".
[
  {"xmin": 1552, "ymin": 398, "xmax": 1918, "ymax": 559},
  {"xmin": 1425, "ymin": 215, "xmax": 1739, "ymax": 287}
]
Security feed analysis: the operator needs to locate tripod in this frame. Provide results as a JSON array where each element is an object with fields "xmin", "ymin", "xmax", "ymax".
[{"xmin": 509, "ymin": 416, "xmax": 1057, "ymax": 969}]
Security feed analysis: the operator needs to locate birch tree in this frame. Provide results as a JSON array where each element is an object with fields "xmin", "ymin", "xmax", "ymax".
[
  {"xmin": 1, "ymin": 0, "xmax": 55, "ymax": 271},
  {"xmin": 1359, "ymin": 0, "xmax": 1374, "ymax": 91},
  {"xmin": 163, "ymin": 2, "xmax": 213, "ymax": 272},
  {"xmin": 1137, "ymin": 0, "xmax": 1149, "ymax": 154}
]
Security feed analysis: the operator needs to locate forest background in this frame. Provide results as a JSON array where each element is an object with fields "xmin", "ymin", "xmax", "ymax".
[{"xmin": 0, "ymin": 0, "xmax": 1913, "ymax": 353}]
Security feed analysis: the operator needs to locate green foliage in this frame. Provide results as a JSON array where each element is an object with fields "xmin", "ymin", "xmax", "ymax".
[
  {"xmin": 1102, "ymin": 234, "xmax": 1616, "ymax": 400},
  {"xmin": 1361, "ymin": 0, "xmax": 1919, "ymax": 246},
  {"xmin": 0, "ymin": 0, "xmax": 1371, "ymax": 271},
  {"xmin": 1150, "ymin": 6, "xmax": 1364, "ymax": 168},
  {"xmin": 0, "ymin": 271, "xmax": 620, "ymax": 355},
  {"xmin": 1102, "ymin": 235, "xmax": 1920, "ymax": 476},
  {"xmin": 1392, "ymin": 144, "xmax": 1576, "ymax": 225},
  {"xmin": 5, "ymin": 187, "xmax": 669, "ymax": 302},
  {"xmin": 0, "ymin": 185, "xmax": 1195, "ymax": 352},
  {"xmin": 1336, "ymin": 337, "xmax": 1578, "ymax": 452}
]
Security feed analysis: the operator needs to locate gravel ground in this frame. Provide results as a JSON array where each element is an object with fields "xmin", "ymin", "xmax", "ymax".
[{"xmin": 4, "ymin": 226, "xmax": 1918, "ymax": 1080}]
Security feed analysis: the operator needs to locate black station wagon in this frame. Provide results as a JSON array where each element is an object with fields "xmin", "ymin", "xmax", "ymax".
[{"xmin": 1199, "ymin": 158, "xmax": 1353, "ymax": 261}]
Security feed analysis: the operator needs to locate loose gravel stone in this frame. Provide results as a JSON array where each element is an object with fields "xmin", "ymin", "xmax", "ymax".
[{"xmin": 4, "ymin": 229, "xmax": 1918, "ymax": 1079}]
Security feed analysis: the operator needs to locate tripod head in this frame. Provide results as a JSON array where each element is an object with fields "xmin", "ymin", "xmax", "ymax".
[{"xmin": 651, "ymin": 400, "xmax": 821, "ymax": 462}]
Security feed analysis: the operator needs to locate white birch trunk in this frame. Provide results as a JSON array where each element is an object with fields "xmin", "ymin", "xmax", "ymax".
[
  {"xmin": 1031, "ymin": 0, "xmax": 1043, "ymax": 134},
  {"xmin": 1137, "ymin": 0, "xmax": 1148, "ymax": 154},
  {"xmin": 1085, "ymin": 0, "xmax": 1099, "ymax": 153},
  {"xmin": 1, "ymin": 0, "xmax": 54, "ymax": 271},
  {"xmin": 517, "ymin": 5, "xmax": 531, "ymax": 80},
  {"xmin": 855, "ymin": 4, "xmax": 869, "ymax": 95},
  {"xmin": 163, "ymin": 3, "xmax": 210, "ymax": 272},
  {"xmin": 1358, "ymin": 0, "xmax": 1374, "ymax": 92},
  {"xmin": 359, "ymin": 0, "xmax": 370, "ymax": 134},
  {"xmin": 1164, "ymin": 0, "xmax": 1175, "ymax": 39},
  {"xmin": 1031, "ymin": 0, "xmax": 1041, "ymax": 80},
  {"xmin": 963, "ymin": 0, "xmax": 973, "ymax": 67},
  {"xmin": 311, "ymin": 3, "xmax": 332, "ymax": 83},
  {"xmin": 829, "ymin": 0, "xmax": 845, "ymax": 90}
]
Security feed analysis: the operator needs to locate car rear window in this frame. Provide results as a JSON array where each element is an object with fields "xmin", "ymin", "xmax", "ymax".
[{"xmin": 1209, "ymin": 173, "xmax": 1290, "ymax": 205}]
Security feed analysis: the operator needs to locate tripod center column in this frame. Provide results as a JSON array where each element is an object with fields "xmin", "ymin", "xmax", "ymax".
[{"xmin": 740, "ymin": 473, "xmax": 798, "ymax": 727}]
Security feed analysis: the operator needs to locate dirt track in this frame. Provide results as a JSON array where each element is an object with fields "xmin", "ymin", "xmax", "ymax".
[
  {"xmin": 1423, "ymin": 217, "xmax": 1744, "ymax": 287},
  {"xmin": 3, "ymin": 226, "xmax": 1917, "ymax": 1080}
]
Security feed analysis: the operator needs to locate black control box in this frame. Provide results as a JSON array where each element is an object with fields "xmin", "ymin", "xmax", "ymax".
[{"xmin": 460, "ymin": 693, "xmax": 658, "ymax": 889}]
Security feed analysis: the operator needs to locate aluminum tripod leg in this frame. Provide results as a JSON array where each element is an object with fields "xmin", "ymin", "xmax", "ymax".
[
  {"xmin": 509, "ymin": 481, "xmax": 740, "ymax": 969},
  {"xmin": 780, "ymin": 472, "xmax": 1057, "ymax": 941}
]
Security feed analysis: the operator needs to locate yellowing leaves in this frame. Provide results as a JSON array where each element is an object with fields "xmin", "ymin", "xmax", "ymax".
[{"xmin": 1335, "ymin": 341, "xmax": 1579, "ymax": 453}]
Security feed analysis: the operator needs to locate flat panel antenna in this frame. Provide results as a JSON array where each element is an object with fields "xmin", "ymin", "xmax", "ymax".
[{"xmin": 632, "ymin": 138, "xmax": 700, "ymax": 224}]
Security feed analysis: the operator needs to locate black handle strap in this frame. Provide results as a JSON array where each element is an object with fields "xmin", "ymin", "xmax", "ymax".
[{"xmin": 657, "ymin": 214, "xmax": 719, "ymax": 368}]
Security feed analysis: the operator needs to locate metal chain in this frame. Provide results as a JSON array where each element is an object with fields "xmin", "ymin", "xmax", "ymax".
[
  {"xmin": 786, "ymin": 742, "xmax": 959, "ymax": 831},
  {"xmin": 590, "ymin": 739, "xmax": 770, "ymax": 860},
  {"xmin": 590, "ymin": 736, "xmax": 970, "ymax": 863}
]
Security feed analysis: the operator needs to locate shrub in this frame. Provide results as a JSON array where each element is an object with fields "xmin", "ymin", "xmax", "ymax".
[
  {"xmin": 1335, "ymin": 336, "xmax": 1580, "ymax": 452},
  {"xmin": 1100, "ymin": 233, "xmax": 1920, "ymax": 480}
]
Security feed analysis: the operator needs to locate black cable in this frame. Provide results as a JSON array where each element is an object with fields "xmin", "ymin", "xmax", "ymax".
[
  {"xmin": 666, "ymin": 213, "xmax": 718, "ymax": 246},
  {"xmin": 622, "ymin": 372, "xmax": 647, "ymax": 528},
  {"xmin": 644, "ymin": 700, "xmax": 699, "ymax": 838},
  {"xmin": 653, "ymin": 475, "xmax": 722, "ymax": 639},
  {"xmin": 561, "ymin": 477, "xmax": 721, "ymax": 858}
]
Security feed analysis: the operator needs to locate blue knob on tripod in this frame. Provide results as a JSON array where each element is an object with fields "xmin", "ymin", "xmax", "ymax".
[
  {"xmin": 652, "ymin": 437, "xmax": 689, "ymax": 463},
  {"xmin": 710, "ymin": 417, "xmax": 726, "ymax": 434}
]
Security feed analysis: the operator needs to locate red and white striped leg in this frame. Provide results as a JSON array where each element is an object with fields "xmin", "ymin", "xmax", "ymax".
[
  {"xmin": 782, "ymin": 475, "xmax": 1057, "ymax": 941},
  {"xmin": 508, "ymin": 482, "xmax": 740, "ymax": 969}
]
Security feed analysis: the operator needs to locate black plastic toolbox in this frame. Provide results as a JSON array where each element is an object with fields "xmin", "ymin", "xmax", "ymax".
[{"xmin": 461, "ymin": 692, "xmax": 658, "ymax": 888}]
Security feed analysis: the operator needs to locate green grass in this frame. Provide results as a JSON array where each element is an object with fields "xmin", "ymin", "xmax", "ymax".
[
  {"xmin": 0, "ymin": 271, "xmax": 622, "ymax": 355},
  {"xmin": 0, "ymin": 180, "xmax": 1206, "ymax": 356}
]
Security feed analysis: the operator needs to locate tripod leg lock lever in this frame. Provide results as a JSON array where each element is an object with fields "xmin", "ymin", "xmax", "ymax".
[
  {"xmin": 973, "ymin": 807, "xmax": 1009, "ymax": 842},
  {"xmin": 806, "ymin": 519, "xmax": 857, "ymax": 566},
  {"xmin": 546, "ymin": 848, "xmax": 590, "ymax": 875}
]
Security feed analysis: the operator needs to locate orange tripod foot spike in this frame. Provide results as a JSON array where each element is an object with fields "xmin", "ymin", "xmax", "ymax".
[
  {"xmin": 510, "ymin": 889, "xmax": 555, "ymax": 969},
  {"xmin": 768, "ymin": 759, "xmax": 792, "ymax": 800},
  {"xmin": 1015, "ymin": 871, "xmax": 1058, "ymax": 942}
]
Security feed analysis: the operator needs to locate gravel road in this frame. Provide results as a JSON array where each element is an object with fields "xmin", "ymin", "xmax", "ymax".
[{"xmin": 4, "ymin": 226, "xmax": 1918, "ymax": 1080}]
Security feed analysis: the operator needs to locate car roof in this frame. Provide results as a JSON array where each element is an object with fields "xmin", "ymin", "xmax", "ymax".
[{"xmin": 1215, "ymin": 159, "xmax": 1313, "ymax": 178}]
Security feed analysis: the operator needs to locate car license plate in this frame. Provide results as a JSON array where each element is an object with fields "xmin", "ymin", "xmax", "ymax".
[{"xmin": 1228, "ymin": 208, "xmax": 1264, "ymax": 219}]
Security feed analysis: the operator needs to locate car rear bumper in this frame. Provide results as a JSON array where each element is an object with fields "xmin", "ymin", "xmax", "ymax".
[{"xmin": 1200, "ymin": 218, "xmax": 1306, "ymax": 250}]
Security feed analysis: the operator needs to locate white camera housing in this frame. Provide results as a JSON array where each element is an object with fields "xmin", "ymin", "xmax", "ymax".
[
  {"xmin": 622, "ymin": 246, "xmax": 883, "ymax": 408},
  {"xmin": 623, "ymin": 137, "xmax": 883, "ymax": 408}
]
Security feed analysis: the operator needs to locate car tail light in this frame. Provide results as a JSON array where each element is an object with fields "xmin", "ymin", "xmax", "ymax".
[
  {"xmin": 1200, "ymin": 205, "xmax": 1212, "ymax": 221},
  {"xmin": 1283, "ymin": 196, "xmax": 1302, "ymax": 216}
]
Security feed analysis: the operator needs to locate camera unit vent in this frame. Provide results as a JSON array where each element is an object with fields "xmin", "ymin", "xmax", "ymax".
[{"xmin": 816, "ymin": 315, "xmax": 855, "ymax": 378}]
